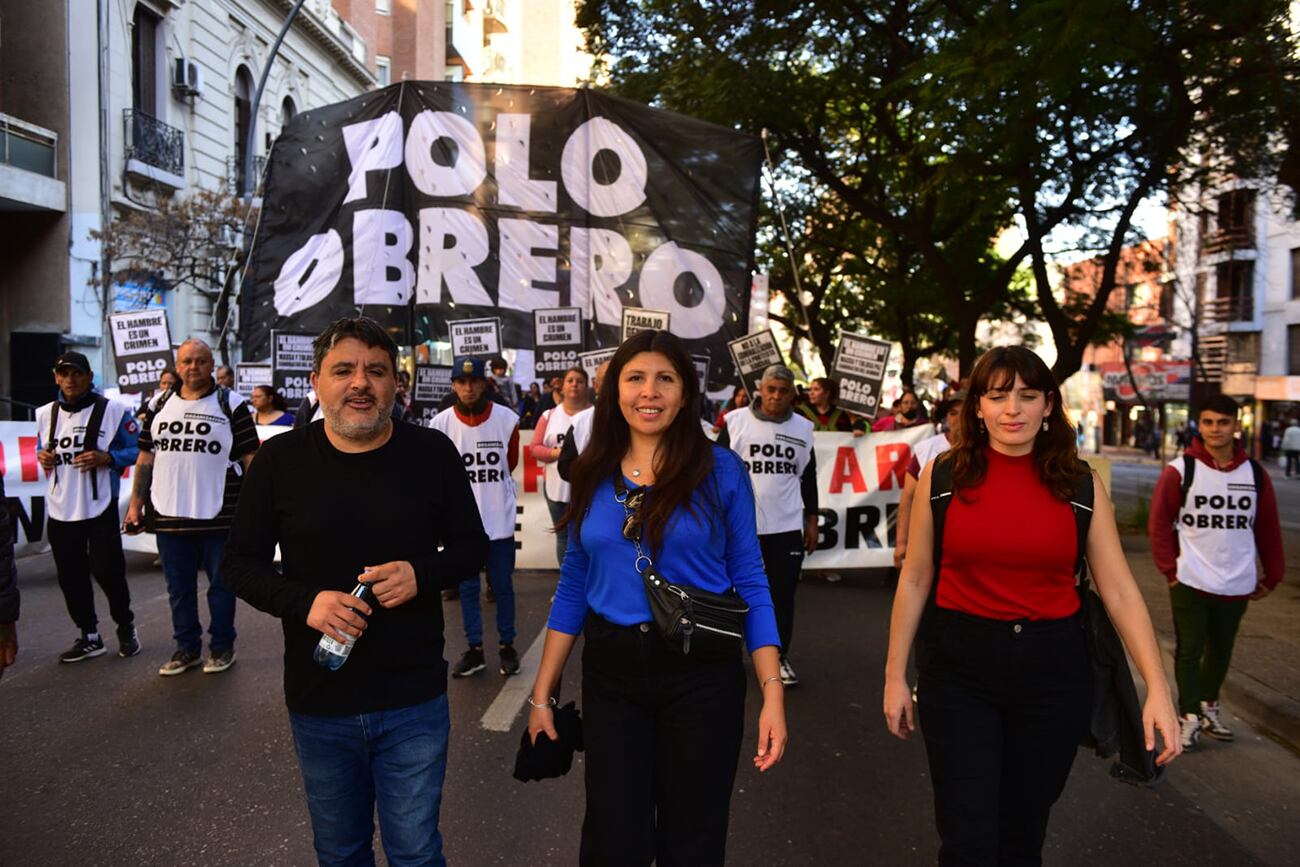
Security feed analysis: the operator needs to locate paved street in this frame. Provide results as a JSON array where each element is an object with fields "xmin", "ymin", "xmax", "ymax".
[
  {"xmin": 1107, "ymin": 456, "xmax": 1300, "ymax": 532},
  {"xmin": 5, "ymin": 528, "xmax": 1300, "ymax": 867}
]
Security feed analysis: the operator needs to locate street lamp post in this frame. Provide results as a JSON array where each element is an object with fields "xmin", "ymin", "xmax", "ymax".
[{"xmin": 242, "ymin": 0, "xmax": 309, "ymax": 199}]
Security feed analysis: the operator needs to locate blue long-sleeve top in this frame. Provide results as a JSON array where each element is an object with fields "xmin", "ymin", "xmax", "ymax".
[
  {"xmin": 547, "ymin": 445, "xmax": 780, "ymax": 653},
  {"xmin": 38, "ymin": 391, "xmax": 140, "ymax": 499}
]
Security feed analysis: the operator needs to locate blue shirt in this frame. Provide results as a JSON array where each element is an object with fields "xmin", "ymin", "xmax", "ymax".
[{"xmin": 547, "ymin": 445, "xmax": 780, "ymax": 652}]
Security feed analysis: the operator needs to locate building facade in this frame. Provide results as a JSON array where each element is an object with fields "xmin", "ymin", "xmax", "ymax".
[{"xmin": 1167, "ymin": 180, "xmax": 1300, "ymax": 454}]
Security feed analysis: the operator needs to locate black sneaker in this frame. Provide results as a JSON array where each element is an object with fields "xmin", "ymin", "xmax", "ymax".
[
  {"xmin": 59, "ymin": 635, "xmax": 107, "ymax": 663},
  {"xmin": 158, "ymin": 649, "xmax": 203, "ymax": 677},
  {"xmin": 499, "ymin": 644, "xmax": 520, "ymax": 676},
  {"xmin": 451, "ymin": 646, "xmax": 485, "ymax": 678},
  {"xmin": 203, "ymin": 648, "xmax": 237, "ymax": 674},
  {"xmin": 117, "ymin": 627, "xmax": 141, "ymax": 658}
]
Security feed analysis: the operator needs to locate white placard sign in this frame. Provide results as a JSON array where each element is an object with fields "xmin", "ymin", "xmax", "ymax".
[
  {"xmin": 108, "ymin": 309, "xmax": 173, "ymax": 393},
  {"xmin": 449, "ymin": 317, "xmax": 502, "ymax": 358},
  {"xmin": 620, "ymin": 307, "xmax": 671, "ymax": 341}
]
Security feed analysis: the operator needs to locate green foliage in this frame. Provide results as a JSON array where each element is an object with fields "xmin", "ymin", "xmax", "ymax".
[{"xmin": 579, "ymin": 0, "xmax": 1299, "ymax": 377}]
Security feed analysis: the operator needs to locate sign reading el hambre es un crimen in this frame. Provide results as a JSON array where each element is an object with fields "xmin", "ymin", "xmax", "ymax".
[
  {"xmin": 109, "ymin": 310, "xmax": 173, "ymax": 394},
  {"xmin": 239, "ymin": 82, "xmax": 762, "ymax": 391}
]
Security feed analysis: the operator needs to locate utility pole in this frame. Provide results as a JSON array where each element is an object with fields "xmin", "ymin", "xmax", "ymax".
[{"xmin": 242, "ymin": 0, "xmax": 309, "ymax": 198}]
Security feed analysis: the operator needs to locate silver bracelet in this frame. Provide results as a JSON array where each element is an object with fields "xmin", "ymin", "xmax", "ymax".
[{"xmin": 527, "ymin": 695, "xmax": 557, "ymax": 709}]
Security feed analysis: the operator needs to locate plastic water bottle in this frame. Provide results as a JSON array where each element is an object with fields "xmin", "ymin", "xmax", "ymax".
[{"xmin": 313, "ymin": 582, "xmax": 375, "ymax": 670}]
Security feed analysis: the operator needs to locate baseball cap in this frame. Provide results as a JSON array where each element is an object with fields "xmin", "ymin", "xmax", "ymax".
[
  {"xmin": 53, "ymin": 351, "xmax": 92, "ymax": 374},
  {"xmin": 451, "ymin": 356, "xmax": 485, "ymax": 381}
]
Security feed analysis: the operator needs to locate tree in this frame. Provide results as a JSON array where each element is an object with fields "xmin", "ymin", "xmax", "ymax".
[
  {"xmin": 578, "ymin": 0, "xmax": 1299, "ymax": 377},
  {"xmin": 90, "ymin": 190, "xmax": 255, "ymax": 364}
]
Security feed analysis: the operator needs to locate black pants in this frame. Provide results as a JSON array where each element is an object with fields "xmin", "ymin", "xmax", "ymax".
[
  {"xmin": 759, "ymin": 530, "xmax": 803, "ymax": 655},
  {"xmin": 916, "ymin": 609, "xmax": 1092, "ymax": 867},
  {"xmin": 579, "ymin": 614, "xmax": 745, "ymax": 867},
  {"xmin": 47, "ymin": 502, "xmax": 134, "ymax": 637}
]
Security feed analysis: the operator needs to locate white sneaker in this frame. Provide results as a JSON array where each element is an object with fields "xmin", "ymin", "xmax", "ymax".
[
  {"xmin": 1180, "ymin": 713, "xmax": 1202, "ymax": 752},
  {"xmin": 1200, "ymin": 701, "xmax": 1235, "ymax": 741},
  {"xmin": 778, "ymin": 656, "xmax": 799, "ymax": 687}
]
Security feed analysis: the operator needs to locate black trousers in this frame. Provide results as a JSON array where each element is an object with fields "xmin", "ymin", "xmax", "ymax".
[
  {"xmin": 759, "ymin": 530, "xmax": 804, "ymax": 655},
  {"xmin": 916, "ymin": 609, "xmax": 1092, "ymax": 867},
  {"xmin": 47, "ymin": 502, "xmax": 134, "ymax": 636},
  {"xmin": 579, "ymin": 614, "xmax": 745, "ymax": 867}
]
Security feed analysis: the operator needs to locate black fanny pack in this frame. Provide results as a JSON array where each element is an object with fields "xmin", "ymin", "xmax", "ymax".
[{"xmin": 614, "ymin": 475, "xmax": 749, "ymax": 659}]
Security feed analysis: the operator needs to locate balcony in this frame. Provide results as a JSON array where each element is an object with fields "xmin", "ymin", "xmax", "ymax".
[
  {"xmin": 293, "ymin": 0, "xmax": 373, "ymax": 84},
  {"xmin": 124, "ymin": 110, "xmax": 185, "ymax": 190},
  {"xmin": 1199, "ymin": 294, "xmax": 1254, "ymax": 336},
  {"xmin": 484, "ymin": 0, "xmax": 508, "ymax": 33},
  {"xmin": 1200, "ymin": 225, "xmax": 1254, "ymax": 256},
  {"xmin": 0, "ymin": 112, "xmax": 65, "ymax": 212}
]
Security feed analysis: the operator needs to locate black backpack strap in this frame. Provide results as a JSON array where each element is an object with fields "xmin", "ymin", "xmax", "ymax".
[
  {"xmin": 1249, "ymin": 458, "xmax": 1264, "ymax": 497},
  {"xmin": 920, "ymin": 456, "xmax": 956, "ymax": 636},
  {"xmin": 47, "ymin": 400, "xmax": 61, "ymax": 491},
  {"xmin": 1179, "ymin": 454, "xmax": 1196, "ymax": 509},
  {"xmin": 81, "ymin": 396, "xmax": 110, "ymax": 501},
  {"xmin": 1070, "ymin": 470, "xmax": 1095, "ymax": 590},
  {"xmin": 216, "ymin": 386, "xmax": 234, "ymax": 422}
]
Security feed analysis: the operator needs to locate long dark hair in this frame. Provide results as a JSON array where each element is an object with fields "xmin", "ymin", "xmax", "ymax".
[
  {"xmin": 561, "ymin": 330, "xmax": 716, "ymax": 553},
  {"xmin": 943, "ymin": 345, "xmax": 1088, "ymax": 502},
  {"xmin": 253, "ymin": 385, "xmax": 288, "ymax": 412}
]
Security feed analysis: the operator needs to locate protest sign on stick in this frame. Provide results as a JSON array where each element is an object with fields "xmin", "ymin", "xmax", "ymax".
[
  {"xmin": 449, "ymin": 317, "xmax": 502, "ymax": 358},
  {"xmin": 726, "ymin": 330, "xmax": 784, "ymax": 399},
  {"xmin": 271, "ymin": 331, "xmax": 315, "ymax": 405},
  {"xmin": 234, "ymin": 364, "xmax": 272, "ymax": 399},
  {"xmin": 533, "ymin": 307, "xmax": 583, "ymax": 380},
  {"xmin": 831, "ymin": 331, "xmax": 892, "ymax": 417},
  {"xmin": 620, "ymin": 307, "xmax": 670, "ymax": 342},
  {"xmin": 108, "ymin": 310, "xmax": 173, "ymax": 394}
]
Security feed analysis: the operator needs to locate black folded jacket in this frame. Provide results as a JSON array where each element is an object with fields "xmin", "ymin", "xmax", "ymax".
[{"xmin": 513, "ymin": 701, "xmax": 584, "ymax": 782}]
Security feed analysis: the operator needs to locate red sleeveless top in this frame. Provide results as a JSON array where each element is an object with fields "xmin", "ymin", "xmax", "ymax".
[{"xmin": 936, "ymin": 447, "xmax": 1080, "ymax": 620}]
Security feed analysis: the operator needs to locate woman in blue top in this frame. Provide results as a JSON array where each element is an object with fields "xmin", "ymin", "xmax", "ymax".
[{"xmin": 527, "ymin": 329, "xmax": 787, "ymax": 866}]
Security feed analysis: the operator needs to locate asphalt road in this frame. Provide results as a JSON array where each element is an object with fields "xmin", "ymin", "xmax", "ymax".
[{"xmin": 4, "ymin": 547, "xmax": 1300, "ymax": 866}]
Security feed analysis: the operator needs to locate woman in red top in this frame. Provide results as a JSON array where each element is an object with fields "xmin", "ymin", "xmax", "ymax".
[{"xmin": 883, "ymin": 346, "xmax": 1179, "ymax": 864}]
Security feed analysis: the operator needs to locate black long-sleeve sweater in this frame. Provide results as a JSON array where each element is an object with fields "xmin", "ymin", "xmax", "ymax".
[
  {"xmin": 223, "ymin": 421, "xmax": 488, "ymax": 715},
  {"xmin": 0, "ymin": 474, "xmax": 17, "ymax": 623}
]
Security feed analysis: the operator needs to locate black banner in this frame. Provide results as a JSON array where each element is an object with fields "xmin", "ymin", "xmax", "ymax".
[
  {"xmin": 271, "ymin": 331, "xmax": 315, "ymax": 406},
  {"xmin": 241, "ymin": 82, "xmax": 762, "ymax": 391}
]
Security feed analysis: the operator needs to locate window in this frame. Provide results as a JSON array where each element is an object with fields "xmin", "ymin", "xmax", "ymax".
[
  {"xmin": 281, "ymin": 96, "xmax": 297, "ymax": 128},
  {"xmin": 132, "ymin": 4, "xmax": 161, "ymax": 117},
  {"xmin": 1217, "ymin": 189, "xmax": 1256, "ymax": 231},
  {"xmin": 376, "ymin": 0, "xmax": 390, "ymax": 13},
  {"xmin": 1290, "ymin": 324, "xmax": 1300, "ymax": 376},
  {"xmin": 1292, "ymin": 247, "xmax": 1300, "ymax": 300},
  {"xmin": 1159, "ymin": 282, "xmax": 1175, "ymax": 321},
  {"xmin": 376, "ymin": 56, "xmax": 391, "ymax": 87},
  {"xmin": 233, "ymin": 66, "xmax": 255, "ymax": 193}
]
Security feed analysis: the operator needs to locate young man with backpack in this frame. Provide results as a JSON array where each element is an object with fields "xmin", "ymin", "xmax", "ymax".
[
  {"xmin": 125, "ymin": 339, "xmax": 260, "ymax": 676},
  {"xmin": 36, "ymin": 352, "xmax": 141, "ymax": 662},
  {"xmin": 1148, "ymin": 394, "xmax": 1285, "ymax": 751}
]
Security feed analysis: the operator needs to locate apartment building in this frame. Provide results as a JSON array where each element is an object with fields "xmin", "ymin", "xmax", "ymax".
[
  {"xmin": 445, "ymin": 0, "xmax": 592, "ymax": 86},
  {"xmin": 1167, "ymin": 181, "xmax": 1300, "ymax": 451},
  {"xmin": 0, "ymin": 0, "xmax": 456, "ymax": 417}
]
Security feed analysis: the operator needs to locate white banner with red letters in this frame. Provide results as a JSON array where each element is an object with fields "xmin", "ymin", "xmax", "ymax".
[{"xmin": 3, "ymin": 421, "xmax": 931, "ymax": 570}]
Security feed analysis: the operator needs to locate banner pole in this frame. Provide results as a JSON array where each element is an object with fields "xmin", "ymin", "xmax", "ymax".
[{"xmin": 760, "ymin": 129, "xmax": 817, "ymax": 364}]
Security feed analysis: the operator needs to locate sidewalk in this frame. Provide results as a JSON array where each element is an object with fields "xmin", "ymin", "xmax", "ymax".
[{"xmin": 1121, "ymin": 529, "xmax": 1300, "ymax": 752}]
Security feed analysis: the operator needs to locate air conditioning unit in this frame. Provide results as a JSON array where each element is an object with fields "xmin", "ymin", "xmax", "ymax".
[{"xmin": 171, "ymin": 58, "xmax": 204, "ymax": 98}]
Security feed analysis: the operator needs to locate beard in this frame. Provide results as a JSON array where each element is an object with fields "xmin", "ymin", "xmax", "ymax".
[{"xmin": 321, "ymin": 389, "xmax": 395, "ymax": 441}]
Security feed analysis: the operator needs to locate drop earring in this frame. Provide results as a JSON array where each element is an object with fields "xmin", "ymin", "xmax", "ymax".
[
  {"xmin": 978, "ymin": 417, "xmax": 986, "ymax": 434},
  {"xmin": 1042, "ymin": 419, "xmax": 1049, "ymax": 432}
]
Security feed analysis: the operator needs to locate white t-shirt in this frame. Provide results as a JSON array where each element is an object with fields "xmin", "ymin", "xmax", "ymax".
[
  {"xmin": 723, "ymin": 409, "xmax": 815, "ymax": 535},
  {"xmin": 146, "ymin": 388, "xmax": 246, "ymax": 521},
  {"xmin": 430, "ymin": 404, "xmax": 519, "ymax": 541},
  {"xmin": 912, "ymin": 432, "xmax": 952, "ymax": 476},
  {"xmin": 36, "ymin": 398, "xmax": 133, "ymax": 522},
  {"xmin": 539, "ymin": 405, "xmax": 583, "ymax": 502},
  {"xmin": 1171, "ymin": 457, "xmax": 1261, "ymax": 596},
  {"xmin": 569, "ymin": 406, "xmax": 595, "ymax": 454}
]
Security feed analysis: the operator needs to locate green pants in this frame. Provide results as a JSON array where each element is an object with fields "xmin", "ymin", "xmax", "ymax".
[{"xmin": 1170, "ymin": 582, "xmax": 1249, "ymax": 716}]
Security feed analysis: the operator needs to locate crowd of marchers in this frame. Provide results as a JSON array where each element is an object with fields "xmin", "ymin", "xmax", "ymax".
[{"xmin": 0, "ymin": 323, "xmax": 1285, "ymax": 867}]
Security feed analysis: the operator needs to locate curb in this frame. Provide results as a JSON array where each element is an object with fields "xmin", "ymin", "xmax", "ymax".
[{"xmin": 1152, "ymin": 633, "xmax": 1300, "ymax": 754}]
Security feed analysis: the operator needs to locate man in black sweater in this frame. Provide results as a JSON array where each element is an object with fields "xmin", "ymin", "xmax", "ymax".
[
  {"xmin": 224, "ymin": 317, "xmax": 487, "ymax": 866},
  {"xmin": 0, "ymin": 473, "xmax": 18, "ymax": 680}
]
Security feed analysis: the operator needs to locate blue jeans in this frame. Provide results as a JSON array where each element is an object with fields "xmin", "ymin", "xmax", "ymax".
[
  {"xmin": 459, "ymin": 537, "xmax": 517, "ymax": 647},
  {"xmin": 544, "ymin": 491, "xmax": 568, "ymax": 568},
  {"xmin": 155, "ymin": 531, "xmax": 236, "ymax": 655},
  {"xmin": 289, "ymin": 694, "xmax": 451, "ymax": 867}
]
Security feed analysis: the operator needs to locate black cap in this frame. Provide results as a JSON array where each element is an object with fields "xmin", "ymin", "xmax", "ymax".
[{"xmin": 53, "ymin": 351, "xmax": 92, "ymax": 374}]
